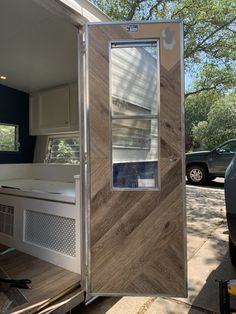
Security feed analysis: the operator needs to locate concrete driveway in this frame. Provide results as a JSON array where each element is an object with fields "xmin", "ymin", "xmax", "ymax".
[{"xmin": 75, "ymin": 181, "xmax": 236, "ymax": 313}]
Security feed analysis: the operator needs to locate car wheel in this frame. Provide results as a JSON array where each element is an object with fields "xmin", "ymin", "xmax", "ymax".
[
  {"xmin": 186, "ymin": 165, "xmax": 208, "ymax": 185},
  {"xmin": 229, "ymin": 236, "xmax": 236, "ymax": 268}
]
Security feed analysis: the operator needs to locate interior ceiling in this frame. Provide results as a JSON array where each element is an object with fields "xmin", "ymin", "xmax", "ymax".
[{"xmin": 0, "ymin": 0, "xmax": 78, "ymax": 93}]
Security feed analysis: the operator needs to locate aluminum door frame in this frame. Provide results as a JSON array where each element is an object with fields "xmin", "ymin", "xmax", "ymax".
[{"xmin": 81, "ymin": 20, "xmax": 186, "ymax": 297}]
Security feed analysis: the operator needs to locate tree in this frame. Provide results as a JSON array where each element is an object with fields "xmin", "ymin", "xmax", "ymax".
[
  {"xmin": 0, "ymin": 125, "xmax": 16, "ymax": 151},
  {"xmin": 192, "ymin": 93, "xmax": 236, "ymax": 150},
  {"xmin": 185, "ymin": 90, "xmax": 221, "ymax": 150},
  {"xmin": 92, "ymin": 0, "xmax": 236, "ymax": 97},
  {"xmin": 56, "ymin": 140, "xmax": 73, "ymax": 163},
  {"xmin": 187, "ymin": 63, "xmax": 235, "ymax": 98}
]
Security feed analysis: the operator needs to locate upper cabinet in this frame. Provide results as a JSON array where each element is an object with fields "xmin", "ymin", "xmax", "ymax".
[{"xmin": 30, "ymin": 84, "xmax": 79, "ymax": 135}]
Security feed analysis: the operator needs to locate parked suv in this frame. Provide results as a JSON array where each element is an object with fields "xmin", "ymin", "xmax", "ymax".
[
  {"xmin": 225, "ymin": 154, "xmax": 236, "ymax": 267},
  {"xmin": 186, "ymin": 139, "xmax": 236, "ymax": 185}
]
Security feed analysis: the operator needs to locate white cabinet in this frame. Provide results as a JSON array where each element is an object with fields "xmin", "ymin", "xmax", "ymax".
[
  {"xmin": 0, "ymin": 193, "xmax": 80, "ymax": 273},
  {"xmin": 30, "ymin": 84, "xmax": 79, "ymax": 135}
]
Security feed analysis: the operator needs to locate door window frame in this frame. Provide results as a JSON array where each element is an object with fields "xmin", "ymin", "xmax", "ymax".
[{"xmin": 109, "ymin": 39, "xmax": 161, "ymax": 191}]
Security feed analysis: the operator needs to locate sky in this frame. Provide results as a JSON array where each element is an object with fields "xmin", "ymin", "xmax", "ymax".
[{"xmin": 185, "ymin": 72, "xmax": 193, "ymax": 90}]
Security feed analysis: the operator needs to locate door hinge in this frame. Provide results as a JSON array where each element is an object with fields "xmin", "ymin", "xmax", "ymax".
[
  {"xmin": 85, "ymin": 264, "xmax": 89, "ymax": 277},
  {"xmin": 81, "ymin": 41, "xmax": 86, "ymax": 54},
  {"xmin": 84, "ymin": 152, "xmax": 88, "ymax": 164}
]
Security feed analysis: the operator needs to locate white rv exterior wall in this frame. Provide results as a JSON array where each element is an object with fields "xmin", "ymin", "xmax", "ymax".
[{"xmin": 53, "ymin": 0, "xmax": 110, "ymax": 22}]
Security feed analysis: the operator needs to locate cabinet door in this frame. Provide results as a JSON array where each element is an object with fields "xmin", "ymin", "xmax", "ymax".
[
  {"xmin": 30, "ymin": 85, "xmax": 79, "ymax": 135},
  {"xmin": 82, "ymin": 21, "xmax": 186, "ymax": 297},
  {"xmin": 38, "ymin": 86, "xmax": 70, "ymax": 131}
]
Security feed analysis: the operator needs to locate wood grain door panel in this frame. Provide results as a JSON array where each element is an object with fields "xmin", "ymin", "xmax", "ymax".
[{"xmin": 84, "ymin": 21, "xmax": 186, "ymax": 296}]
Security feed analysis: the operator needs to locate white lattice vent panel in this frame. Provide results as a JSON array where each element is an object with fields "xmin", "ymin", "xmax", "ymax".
[
  {"xmin": 25, "ymin": 210, "xmax": 76, "ymax": 257},
  {"xmin": 0, "ymin": 204, "xmax": 14, "ymax": 236}
]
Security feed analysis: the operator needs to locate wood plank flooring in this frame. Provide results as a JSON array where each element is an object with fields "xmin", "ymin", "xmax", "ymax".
[{"xmin": 0, "ymin": 244, "xmax": 81, "ymax": 313}]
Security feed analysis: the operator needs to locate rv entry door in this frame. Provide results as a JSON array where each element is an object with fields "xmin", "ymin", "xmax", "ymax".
[{"xmin": 81, "ymin": 21, "xmax": 186, "ymax": 297}]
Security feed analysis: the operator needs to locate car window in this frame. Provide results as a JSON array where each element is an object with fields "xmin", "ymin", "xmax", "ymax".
[
  {"xmin": 218, "ymin": 141, "xmax": 236, "ymax": 154},
  {"xmin": 228, "ymin": 142, "xmax": 236, "ymax": 153}
]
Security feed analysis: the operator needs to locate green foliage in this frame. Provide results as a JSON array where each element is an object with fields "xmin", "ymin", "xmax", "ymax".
[
  {"xmin": 56, "ymin": 140, "xmax": 73, "ymax": 163},
  {"xmin": 0, "ymin": 125, "xmax": 16, "ymax": 151},
  {"xmin": 192, "ymin": 121, "xmax": 208, "ymax": 149},
  {"xmin": 93, "ymin": 0, "xmax": 171, "ymax": 20},
  {"xmin": 188, "ymin": 63, "xmax": 236, "ymax": 97},
  {"xmin": 49, "ymin": 137, "xmax": 80, "ymax": 164},
  {"xmin": 191, "ymin": 93, "xmax": 236, "ymax": 150},
  {"xmin": 185, "ymin": 91, "xmax": 221, "ymax": 150}
]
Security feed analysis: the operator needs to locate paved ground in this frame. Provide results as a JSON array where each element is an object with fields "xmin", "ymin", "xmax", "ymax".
[{"xmin": 75, "ymin": 179, "xmax": 236, "ymax": 314}]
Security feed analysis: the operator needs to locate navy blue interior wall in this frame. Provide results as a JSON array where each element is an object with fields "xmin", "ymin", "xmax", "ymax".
[{"xmin": 0, "ymin": 84, "xmax": 35, "ymax": 163}]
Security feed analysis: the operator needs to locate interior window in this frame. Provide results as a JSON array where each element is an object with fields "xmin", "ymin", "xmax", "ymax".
[
  {"xmin": 0, "ymin": 124, "xmax": 19, "ymax": 152},
  {"xmin": 45, "ymin": 136, "xmax": 80, "ymax": 164}
]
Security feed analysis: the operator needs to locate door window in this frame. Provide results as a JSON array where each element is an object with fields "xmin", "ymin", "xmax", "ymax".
[{"xmin": 110, "ymin": 40, "xmax": 160, "ymax": 190}]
